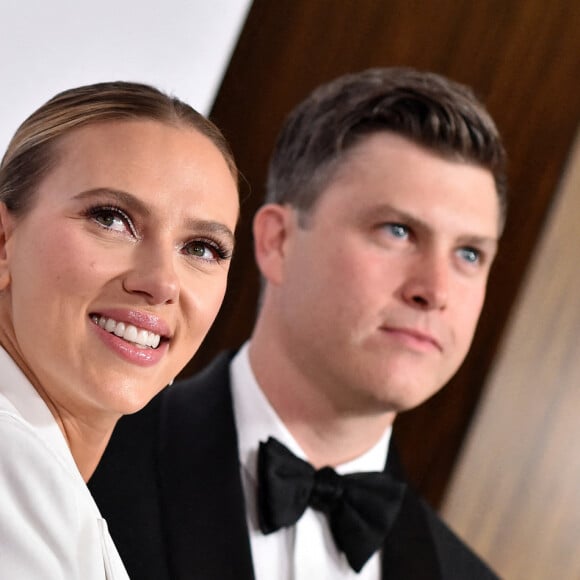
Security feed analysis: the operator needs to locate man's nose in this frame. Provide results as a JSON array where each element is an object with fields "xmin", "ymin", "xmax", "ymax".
[
  {"xmin": 122, "ymin": 245, "xmax": 179, "ymax": 305},
  {"xmin": 400, "ymin": 251, "xmax": 449, "ymax": 311}
]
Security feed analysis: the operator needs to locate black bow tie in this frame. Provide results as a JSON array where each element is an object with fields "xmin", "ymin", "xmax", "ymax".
[{"xmin": 257, "ymin": 437, "xmax": 406, "ymax": 573}]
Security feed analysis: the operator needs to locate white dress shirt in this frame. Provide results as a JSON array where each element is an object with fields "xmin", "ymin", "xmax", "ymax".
[
  {"xmin": 0, "ymin": 346, "xmax": 129, "ymax": 579},
  {"xmin": 231, "ymin": 343, "xmax": 392, "ymax": 580}
]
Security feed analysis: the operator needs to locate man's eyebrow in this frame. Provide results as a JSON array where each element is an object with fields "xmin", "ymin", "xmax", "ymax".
[
  {"xmin": 74, "ymin": 187, "xmax": 236, "ymax": 245},
  {"xmin": 362, "ymin": 203, "xmax": 431, "ymax": 233},
  {"xmin": 457, "ymin": 234, "xmax": 499, "ymax": 249},
  {"xmin": 365, "ymin": 203, "xmax": 499, "ymax": 245}
]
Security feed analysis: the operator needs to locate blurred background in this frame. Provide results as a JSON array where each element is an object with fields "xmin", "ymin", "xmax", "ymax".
[
  {"xmin": 0, "ymin": 0, "xmax": 251, "ymax": 150},
  {"xmin": 3, "ymin": 2, "xmax": 579, "ymax": 577}
]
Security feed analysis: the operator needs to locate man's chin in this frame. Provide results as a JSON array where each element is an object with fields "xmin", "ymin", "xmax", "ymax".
[{"xmin": 375, "ymin": 381, "xmax": 446, "ymax": 415}]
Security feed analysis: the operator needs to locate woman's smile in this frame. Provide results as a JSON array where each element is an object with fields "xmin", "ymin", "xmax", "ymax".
[
  {"xmin": 90, "ymin": 315, "xmax": 169, "ymax": 367},
  {"xmin": 91, "ymin": 315, "xmax": 162, "ymax": 349}
]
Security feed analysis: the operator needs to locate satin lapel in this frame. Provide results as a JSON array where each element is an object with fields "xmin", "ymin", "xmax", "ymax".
[
  {"xmin": 158, "ymin": 352, "xmax": 255, "ymax": 580},
  {"xmin": 381, "ymin": 442, "xmax": 442, "ymax": 579},
  {"xmin": 381, "ymin": 488, "xmax": 442, "ymax": 579}
]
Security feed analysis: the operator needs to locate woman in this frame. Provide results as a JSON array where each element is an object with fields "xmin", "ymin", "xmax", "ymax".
[{"xmin": 0, "ymin": 82, "xmax": 239, "ymax": 578}]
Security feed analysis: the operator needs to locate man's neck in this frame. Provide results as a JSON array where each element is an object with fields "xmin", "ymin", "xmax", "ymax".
[{"xmin": 248, "ymin": 333, "xmax": 395, "ymax": 469}]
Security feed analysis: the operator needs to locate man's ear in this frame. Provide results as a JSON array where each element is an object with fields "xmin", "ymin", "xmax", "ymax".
[
  {"xmin": 0, "ymin": 202, "xmax": 15, "ymax": 291},
  {"xmin": 253, "ymin": 203, "xmax": 295, "ymax": 286}
]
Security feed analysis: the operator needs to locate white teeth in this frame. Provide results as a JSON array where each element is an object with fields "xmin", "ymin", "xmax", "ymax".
[
  {"xmin": 114, "ymin": 322, "xmax": 126, "ymax": 337},
  {"xmin": 92, "ymin": 315, "xmax": 162, "ymax": 348},
  {"xmin": 137, "ymin": 329, "xmax": 148, "ymax": 345}
]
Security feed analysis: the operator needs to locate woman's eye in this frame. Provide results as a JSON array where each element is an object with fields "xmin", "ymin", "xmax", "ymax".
[
  {"xmin": 183, "ymin": 240, "xmax": 228, "ymax": 262},
  {"xmin": 94, "ymin": 211, "xmax": 124, "ymax": 231},
  {"xmin": 385, "ymin": 223, "xmax": 409, "ymax": 239},
  {"xmin": 88, "ymin": 206, "xmax": 137, "ymax": 237},
  {"xmin": 458, "ymin": 247, "xmax": 481, "ymax": 264},
  {"xmin": 186, "ymin": 242, "xmax": 212, "ymax": 259}
]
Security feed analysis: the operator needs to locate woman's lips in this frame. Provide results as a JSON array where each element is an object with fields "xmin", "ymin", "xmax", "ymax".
[{"xmin": 89, "ymin": 309, "xmax": 171, "ymax": 367}]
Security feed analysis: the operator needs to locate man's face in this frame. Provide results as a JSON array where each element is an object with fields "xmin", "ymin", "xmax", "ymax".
[{"xmin": 265, "ymin": 132, "xmax": 500, "ymax": 415}]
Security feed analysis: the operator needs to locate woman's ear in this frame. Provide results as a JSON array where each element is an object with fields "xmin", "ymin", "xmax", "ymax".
[
  {"xmin": 0, "ymin": 203, "xmax": 15, "ymax": 291},
  {"xmin": 252, "ymin": 203, "xmax": 296, "ymax": 286}
]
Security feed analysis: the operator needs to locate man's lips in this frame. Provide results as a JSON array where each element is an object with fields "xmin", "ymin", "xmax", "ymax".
[{"xmin": 380, "ymin": 326, "xmax": 442, "ymax": 351}]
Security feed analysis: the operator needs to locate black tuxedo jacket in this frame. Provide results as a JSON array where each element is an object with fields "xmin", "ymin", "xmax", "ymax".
[{"xmin": 90, "ymin": 352, "xmax": 499, "ymax": 580}]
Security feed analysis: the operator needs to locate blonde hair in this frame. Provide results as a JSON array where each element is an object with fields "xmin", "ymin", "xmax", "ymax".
[{"xmin": 0, "ymin": 81, "xmax": 238, "ymax": 215}]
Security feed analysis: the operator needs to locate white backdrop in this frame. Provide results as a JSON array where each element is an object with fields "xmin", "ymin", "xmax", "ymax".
[{"xmin": 0, "ymin": 0, "xmax": 252, "ymax": 153}]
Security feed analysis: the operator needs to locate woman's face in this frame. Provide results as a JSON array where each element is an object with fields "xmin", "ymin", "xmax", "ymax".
[{"xmin": 0, "ymin": 119, "xmax": 239, "ymax": 424}]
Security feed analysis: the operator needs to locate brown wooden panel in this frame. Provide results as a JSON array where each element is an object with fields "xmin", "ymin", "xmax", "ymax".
[
  {"xmin": 442, "ymin": 133, "xmax": 580, "ymax": 579},
  {"xmin": 184, "ymin": 0, "xmax": 580, "ymax": 507}
]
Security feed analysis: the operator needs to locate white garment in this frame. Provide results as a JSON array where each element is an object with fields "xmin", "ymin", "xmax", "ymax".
[
  {"xmin": 231, "ymin": 343, "xmax": 392, "ymax": 580},
  {"xmin": 0, "ymin": 346, "xmax": 129, "ymax": 579}
]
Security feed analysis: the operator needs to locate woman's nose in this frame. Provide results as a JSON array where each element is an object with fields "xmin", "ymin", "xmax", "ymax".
[{"xmin": 122, "ymin": 245, "xmax": 179, "ymax": 305}]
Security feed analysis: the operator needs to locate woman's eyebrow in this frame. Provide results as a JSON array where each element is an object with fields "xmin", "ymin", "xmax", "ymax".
[
  {"xmin": 182, "ymin": 218, "xmax": 235, "ymax": 245},
  {"xmin": 73, "ymin": 188, "xmax": 151, "ymax": 217},
  {"xmin": 74, "ymin": 187, "xmax": 236, "ymax": 245}
]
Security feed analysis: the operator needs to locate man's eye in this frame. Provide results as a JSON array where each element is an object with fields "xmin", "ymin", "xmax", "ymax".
[
  {"xmin": 458, "ymin": 247, "xmax": 480, "ymax": 264},
  {"xmin": 385, "ymin": 223, "xmax": 409, "ymax": 238}
]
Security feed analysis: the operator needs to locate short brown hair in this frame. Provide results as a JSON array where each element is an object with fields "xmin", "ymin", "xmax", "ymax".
[
  {"xmin": 266, "ymin": 67, "xmax": 507, "ymax": 226},
  {"xmin": 0, "ymin": 81, "xmax": 238, "ymax": 216}
]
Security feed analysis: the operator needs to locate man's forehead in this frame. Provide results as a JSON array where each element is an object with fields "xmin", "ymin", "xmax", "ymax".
[{"xmin": 309, "ymin": 135, "xmax": 501, "ymax": 237}]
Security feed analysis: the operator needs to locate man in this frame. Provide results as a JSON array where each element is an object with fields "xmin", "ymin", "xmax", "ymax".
[{"xmin": 90, "ymin": 68, "xmax": 505, "ymax": 579}]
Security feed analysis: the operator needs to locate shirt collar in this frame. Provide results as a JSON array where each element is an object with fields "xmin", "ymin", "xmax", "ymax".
[
  {"xmin": 0, "ymin": 345, "xmax": 79, "ymax": 474},
  {"xmin": 230, "ymin": 342, "xmax": 392, "ymax": 481}
]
